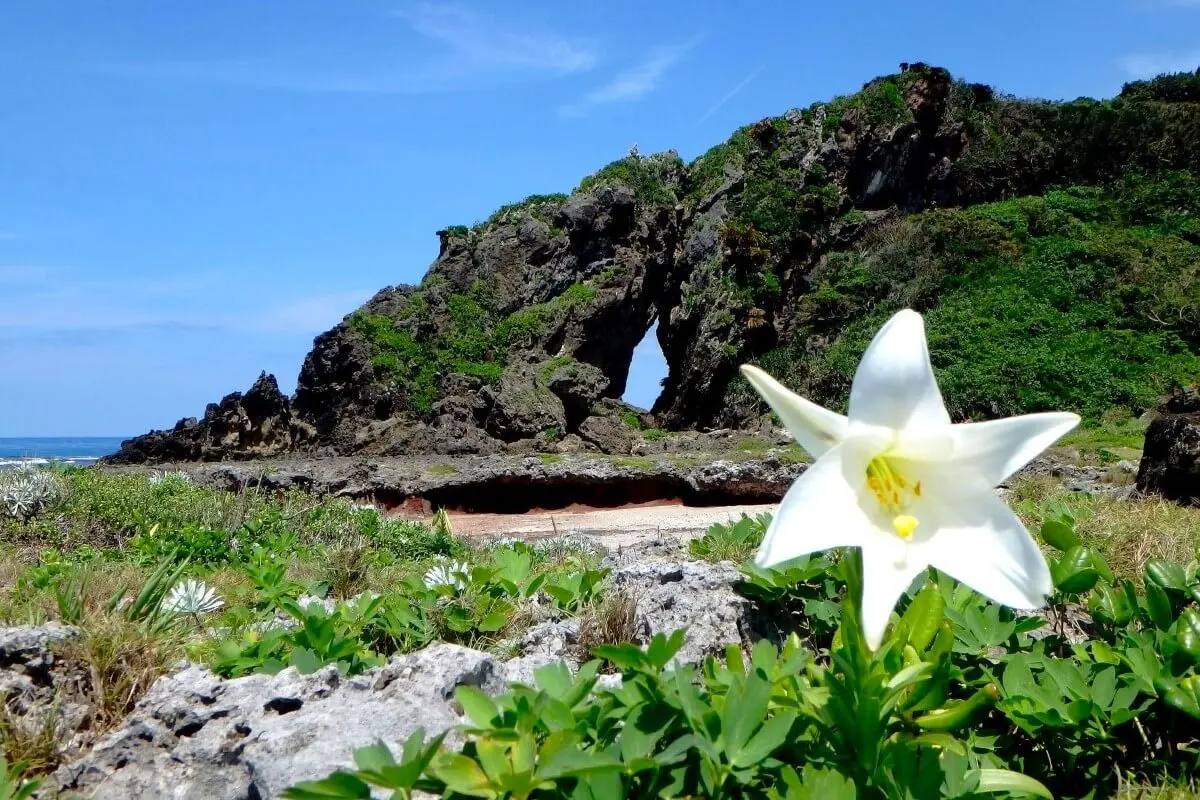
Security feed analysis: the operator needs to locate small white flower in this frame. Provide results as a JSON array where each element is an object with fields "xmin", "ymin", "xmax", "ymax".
[
  {"xmin": 741, "ymin": 309, "xmax": 1079, "ymax": 650},
  {"xmin": 423, "ymin": 559, "xmax": 469, "ymax": 592},
  {"xmin": 161, "ymin": 579, "xmax": 224, "ymax": 615}
]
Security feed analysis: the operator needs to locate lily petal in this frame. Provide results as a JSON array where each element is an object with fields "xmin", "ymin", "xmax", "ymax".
[
  {"xmin": 848, "ymin": 310, "xmax": 950, "ymax": 433},
  {"xmin": 755, "ymin": 445, "xmax": 873, "ymax": 568},
  {"xmin": 919, "ymin": 487, "xmax": 1052, "ymax": 609},
  {"xmin": 860, "ymin": 546, "xmax": 928, "ymax": 650},
  {"xmin": 740, "ymin": 365, "xmax": 849, "ymax": 457},
  {"xmin": 947, "ymin": 412, "xmax": 1081, "ymax": 486}
]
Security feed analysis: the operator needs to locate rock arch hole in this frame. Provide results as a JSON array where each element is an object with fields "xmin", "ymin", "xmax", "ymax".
[{"xmin": 621, "ymin": 323, "xmax": 668, "ymax": 411}]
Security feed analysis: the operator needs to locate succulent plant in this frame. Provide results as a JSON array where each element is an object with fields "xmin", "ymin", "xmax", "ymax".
[
  {"xmin": 422, "ymin": 558, "xmax": 469, "ymax": 592},
  {"xmin": 0, "ymin": 467, "xmax": 63, "ymax": 522},
  {"xmin": 149, "ymin": 470, "xmax": 192, "ymax": 487},
  {"xmin": 160, "ymin": 579, "xmax": 224, "ymax": 615}
]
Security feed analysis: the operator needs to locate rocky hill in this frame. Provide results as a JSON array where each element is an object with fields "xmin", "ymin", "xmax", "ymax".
[{"xmin": 109, "ymin": 63, "xmax": 1200, "ymax": 464}]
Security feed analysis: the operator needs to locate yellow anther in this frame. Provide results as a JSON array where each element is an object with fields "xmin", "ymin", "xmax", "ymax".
[
  {"xmin": 892, "ymin": 515, "xmax": 919, "ymax": 540},
  {"xmin": 867, "ymin": 455, "xmax": 922, "ymax": 540}
]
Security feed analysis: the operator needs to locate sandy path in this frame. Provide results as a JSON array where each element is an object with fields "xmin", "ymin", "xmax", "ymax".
[{"xmin": 442, "ymin": 502, "xmax": 778, "ymax": 549}]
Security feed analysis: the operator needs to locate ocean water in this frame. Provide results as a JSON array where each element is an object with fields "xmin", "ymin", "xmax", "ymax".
[{"xmin": 0, "ymin": 437, "xmax": 126, "ymax": 469}]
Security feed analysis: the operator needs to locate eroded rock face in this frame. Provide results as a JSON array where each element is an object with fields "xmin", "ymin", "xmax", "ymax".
[
  {"xmin": 108, "ymin": 373, "xmax": 313, "ymax": 464},
  {"xmin": 107, "ymin": 62, "xmax": 1200, "ymax": 463}
]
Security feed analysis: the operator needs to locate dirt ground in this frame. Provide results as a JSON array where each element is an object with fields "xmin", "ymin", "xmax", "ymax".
[{"xmin": 434, "ymin": 500, "xmax": 778, "ymax": 549}]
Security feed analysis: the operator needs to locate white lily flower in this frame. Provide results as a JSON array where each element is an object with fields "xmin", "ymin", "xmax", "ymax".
[{"xmin": 741, "ymin": 309, "xmax": 1079, "ymax": 650}]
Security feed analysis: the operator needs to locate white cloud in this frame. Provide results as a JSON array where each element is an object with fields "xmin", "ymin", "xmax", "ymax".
[
  {"xmin": 1119, "ymin": 50, "xmax": 1200, "ymax": 78},
  {"xmin": 0, "ymin": 267, "xmax": 372, "ymax": 339},
  {"xmin": 698, "ymin": 65, "xmax": 764, "ymax": 125},
  {"xmin": 561, "ymin": 43, "xmax": 693, "ymax": 116},
  {"xmin": 89, "ymin": 5, "xmax": 596, "ymax": 94},
  {"xmin": 398, "ymin": 3, "xmax": 596, "ymax": 74}
]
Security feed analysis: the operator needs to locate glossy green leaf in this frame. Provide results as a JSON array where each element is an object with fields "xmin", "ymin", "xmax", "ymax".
[
  {"xmin": 1052, "ymin": 546, "xmax": 1101, "ymax": 594},
  {"xmin": 1164, "ymin": 676, "xmax": 1200, "ymax": 720},
  {"xmin": 1039, "ymin": 517, "xmax": 1079, "ymax": 551},
  {"xmin": 1175, "ymin": 607, "xmax": 1200, "ymax": 663},
  {"xmin": 1146, "ymin": 558, "xmax": 1188, "ymax": 592},
  {"xmin": 1143, "ymin": 581, "xmax": 1174, "ymax": 631}
]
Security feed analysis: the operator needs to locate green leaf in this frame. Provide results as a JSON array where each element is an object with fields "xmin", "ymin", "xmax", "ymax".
[
  {"xmin": 732, "ymin": 710, "xmax": 796, "ymax": 767},
  {"xmin": 1146, "ymin": 558, "xmax": 1188, "ymax": 592},
  {"xmin": 433, "ymin": 753, "xmax": 496, "ymax": 797},
  {"xmin": 972, "ymin": 768, "xmax": 1053, "ymax": 799},
  {"xmin": 723, "ymin": 669, "xmax": 770, "ymax": 756},
  {"xmin": 281, "ymin": 772, "xmax": 372, "ymax": 799},
  {"xmin": 900, "ymin": 584, "xmax": 945, "ymax": 652},
  {"xmin": 1039, "ymin": 517, "xmax": 1079, "ymax": 551},
  {"xmin": 478, "ymin": 613, "xmax": 508, "ymax": 633},
  {"xmin": 289, "ymin": 646, "xmax": 321, "ymax": 675},
  {"xmin": 1091, "ymin": 667, "xmax": 1117, "ymax": 710},
  {"xmin": 456, "ymin": 686, "xmax": 499, "ymax": 728},
  {"xmin": 473, "ymin": 738, "xmax": 509, "ymax": 786},
  {"xmin": 646, "ymin": 630, "xmax": 685, "ymax": 669},
  {"xmin": 1088, "ymin": 583, "xmax": 1133, "ymax": 626},
  {"xmin": 1143, "ymin": 581, "xmax": 1175, "ymax": 630},
  {"xmin": 1164, "ymin": 675, "xmax": 1200, "ymax": 720},
  {"xmin": 1052, "ymin": 546, "xmax": 1100, "ymax": 594},
  {"xmin": 1175, "ymin": 607, "xmax": 1200, "ymax": 663},
  {"xmin": 351, "ymin": 740, "xmax": 396, "ymax": 773}
]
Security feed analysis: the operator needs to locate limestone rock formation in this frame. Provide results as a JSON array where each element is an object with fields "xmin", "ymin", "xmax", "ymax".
[{"xmin": 107, "ymin": 63, "xmax": 1200, "ymax": 464}]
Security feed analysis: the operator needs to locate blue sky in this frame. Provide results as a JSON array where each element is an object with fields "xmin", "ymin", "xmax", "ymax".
[{"xmin": 1, "ymin": 0, "xmax": 1197, "ymax": 437}]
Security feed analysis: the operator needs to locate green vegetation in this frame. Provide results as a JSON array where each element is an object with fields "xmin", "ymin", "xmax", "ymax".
[
  {"xmin": 619, "ymin": 411, "xmax": 642, "ymax": 430},
  {"xmin": 608, "ymin": 456, "xmax": 655, "ymax": 471},
  {"xmin": 823, "ymin": 73, "xmax": 917, "ymax": 129},
  {"xmin": 427, "ymin": 463, "xmax": 458, "ymax": 477},
  {"xmin": 688, "ymin": 513, "xmax": 772, "ymax": 563},
  {"xmin": 576, "ymin": 153, "xmax": 682, "ymax": 206},
  {"xmin": 732, "ymin": 174, "xmax": 1200, "ymax": 423},
  {"xmin": 352, "ymin": 282, "xmax": 598, "ymax": 416},
  {"xmin": 0, "ymin": 467, "xmax": 609, "ymax": 777},
  {"xmin": 5, "ymin": 455, "xmax": 1200, "ymax": 798},
  {"xmin": 291, "ymin": 495, "xmax": 1200, "ymax": 799},
  {"xmin": 538, "ymin": 356, "xmax": 577, "ymax": 382},
  {"xmin": 484, "ymin": 192, "xmax": 569, "ymax": 235}
]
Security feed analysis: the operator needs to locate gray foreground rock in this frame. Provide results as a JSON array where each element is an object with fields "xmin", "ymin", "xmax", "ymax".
[
  {"xmin": 0, "ymin": 623, "xmax": 93, "ymax": 760},
  {"xmin": 52, "ymin": 644, "xmax": 508, "ymax": 800},
  {"xmin": 611, "ymin": 560, "xmax": 758, "ymax": 667}
]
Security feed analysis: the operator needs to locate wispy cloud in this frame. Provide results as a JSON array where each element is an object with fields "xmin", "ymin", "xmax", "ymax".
[
  {"xmin": 561, "ymin": 42, "xmax": 694, "ymax": 117},
  {"xmin": 0, "ymin": 267, "xmax": 372, "ymax": 340},
  {"xmin": 1119, "ymin": 50, "xmax": 1200, "ymax": 78},
  {"xmin": 698, "ymin": 65, "xmax": 764, "ymax": 125},
  {"xmin": 89, "ymin": 4, "xmax": 596, "ymax": 94},
  {"xmin": 396, "ymin": 3, "xmax": 596, "ymax": 74}
]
